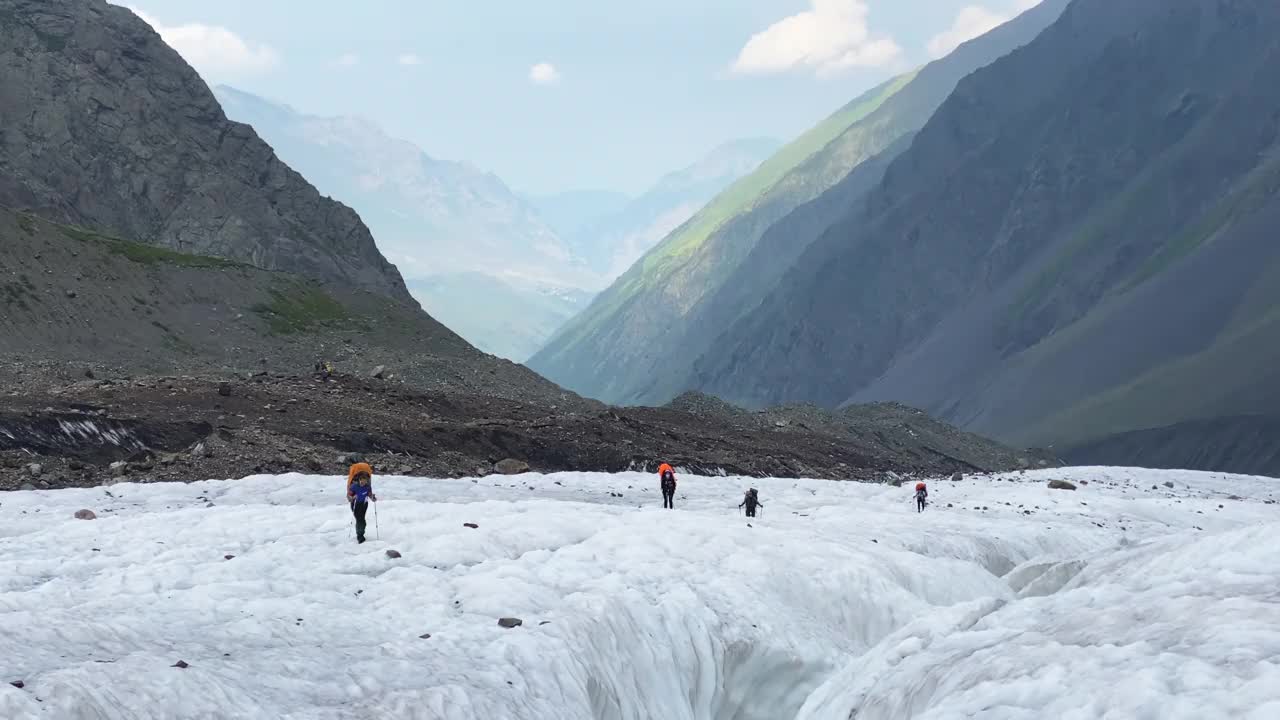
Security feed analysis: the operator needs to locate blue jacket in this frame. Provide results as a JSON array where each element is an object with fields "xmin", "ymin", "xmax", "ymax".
[{"xmin": 349, "ymin": 482, "xmax": 376, "ymax": 504}]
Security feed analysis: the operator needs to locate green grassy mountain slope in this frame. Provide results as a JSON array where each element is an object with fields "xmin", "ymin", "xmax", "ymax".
[
  {"xmin": 691, "ymin": 0, "xmax": 1280, "ymax": 473},
  {"xmin": 528, "ymin": 0, "xmax": 1069, "ymax": 405}
]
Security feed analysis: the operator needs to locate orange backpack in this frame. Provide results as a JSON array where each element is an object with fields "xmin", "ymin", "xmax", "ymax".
[{"xmin": 347, "ymin": 462, "xmax": 373, "ymax": 496}]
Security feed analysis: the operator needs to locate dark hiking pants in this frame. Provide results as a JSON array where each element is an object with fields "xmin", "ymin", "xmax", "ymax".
[
  {"xmin": 662, "ymin": 487, "xmax": 674, "ymax": 509},
  {"xmin": 352, "ymin": 500, "xmax": 369, "ymax": 541},
  {"xmin": 917, "ymin": 496, "xmax": 926, "ymax": 513}
]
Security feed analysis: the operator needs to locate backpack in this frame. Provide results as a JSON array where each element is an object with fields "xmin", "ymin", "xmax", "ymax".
[{"xmin": 347, "ymin": 462, "xmax": 374, "ymax": 498}]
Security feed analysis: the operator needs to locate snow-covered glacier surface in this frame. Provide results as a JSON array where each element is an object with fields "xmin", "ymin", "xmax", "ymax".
[{"xmin": 1, "ymin": 467, "xmax": 1278, "ymax": 719}]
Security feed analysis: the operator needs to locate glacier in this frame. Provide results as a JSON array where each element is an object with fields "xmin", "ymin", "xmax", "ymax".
[{"xmin": 1, "ymin": 467, "xmax": 1277, "ymax": 719}]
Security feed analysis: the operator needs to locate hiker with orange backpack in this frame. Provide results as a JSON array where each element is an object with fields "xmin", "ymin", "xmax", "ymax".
[
  {"xmin": 914, "ymin": 481, "xmax": 928, "ymax": 512},
  {"xmin": 658, "ymin": 463, "xmax": 677, "ymax": 509},
  {"xmin": 347, "ymin": 462, "xmax": 378, "ymax": 543}
]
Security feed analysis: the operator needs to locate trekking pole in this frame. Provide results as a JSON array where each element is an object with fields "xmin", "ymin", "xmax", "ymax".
[{"xmin": 374, "ymin": 502, "xmax": 381, "ymax": 540}]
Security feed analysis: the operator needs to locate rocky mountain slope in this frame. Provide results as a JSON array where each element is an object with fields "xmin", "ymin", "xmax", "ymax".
[
  {"xmin": 0, "ymin": 0, "xmax": 408, "ymax": 300},
  {"xmin": 528, "ymin": 0, "xmax": 1068, "ymax": 405},
  {"xmin": 690, "ymin": 0, "xmax": 1280, "ymax": 472},
  {"xmin": 0, "ymin": 207, "xmax": 560, "ymax": 401}
]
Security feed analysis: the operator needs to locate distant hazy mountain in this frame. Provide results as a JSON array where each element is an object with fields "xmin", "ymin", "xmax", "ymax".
[
  {"xmin": 528, "ymin": 190, "xmax": 633, "ymax": 243},
  {"xmin": 559, "ymin": 138, "xmax": 782, "ymax": 285},
  {"xmin": 409, "ymin": 274, "xmax": 593, "ymax": 361},
  {"xmin": 214, "ymin": 86, "xmax": 590, "ymax": 287},
  {"xmin": 214, "ymin": 86, "xmax": 596, "ymax": 360}
]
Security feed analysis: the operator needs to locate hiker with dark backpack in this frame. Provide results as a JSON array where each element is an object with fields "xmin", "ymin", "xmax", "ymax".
[
  {"xmin": 914, "ymin": 482, "xmax": 928, "ymax": 513},
  {"xmin": 739, "ymin": 488, "xmax": 763, "ymax": 518},
  {"xmin": 658, "ymin": 463, "xmax": 677, "ymax": 509}
]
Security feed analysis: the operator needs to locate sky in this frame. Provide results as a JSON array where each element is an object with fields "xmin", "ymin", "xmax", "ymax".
[{"xmin": 122, "ymin": 0, "xmax": 1042, "ymax": 196}]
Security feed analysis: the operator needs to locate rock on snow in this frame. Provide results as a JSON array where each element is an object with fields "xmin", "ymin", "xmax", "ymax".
[{"xmin": 0, "ymin": 467, "xmax": 1277, "ymax": 719}]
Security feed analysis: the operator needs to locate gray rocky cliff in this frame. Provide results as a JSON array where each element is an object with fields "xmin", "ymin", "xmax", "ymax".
[{"xmin": 0, "ymin": 0, "xmax": 411, "ymax": 300}]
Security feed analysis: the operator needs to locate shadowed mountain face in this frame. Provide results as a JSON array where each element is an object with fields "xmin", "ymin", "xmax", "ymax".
[
  {"xmin": 687, "ymin": 0, "xmax": 1280, "ymax": 467},
  {"xmin": 0, "ymin": 0, "xmax": 410, "ymax": 300},
  {"xmin": 528, "ymin": 0, "xmax": 1069, "ymax": 406}
]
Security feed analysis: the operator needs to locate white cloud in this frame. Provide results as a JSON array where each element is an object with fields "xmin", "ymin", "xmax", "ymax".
[
  {"xmin": 398, "ymin": 53, "xmax": 424, "ymax": 66},
  {"xmin": 127, "ymin": 6, "xmax": 280, "ymax": 79},
  {"xmin": 731, "ymin": 0, "xmax": 902, "ymax": 76},
  {"xmin": 927, "ymin": 4, "xmax": 1020, "ymax": 59},
  {"xmin": 333, "ymin": 52, "xmax": 361, "ymax": 67},
  {"xmin": 529, "ymin": 62, "xmax": 561, "ymax": 85}
]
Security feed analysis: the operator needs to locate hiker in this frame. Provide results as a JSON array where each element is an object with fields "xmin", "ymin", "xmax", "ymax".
[
  {"xmin": 347, "ymin": 462, "xmax": 378, "ymax": 543},
  {"xmin": 739, "ymin": 488, "xmax": 763, "ymax": 518},
  {"xmin": 914, "ymin": 482, "xmax": 928, "ymax": 513},
  {"xmin": 658, "ymin": 463, "xmax": 677, "ymax": 509}
]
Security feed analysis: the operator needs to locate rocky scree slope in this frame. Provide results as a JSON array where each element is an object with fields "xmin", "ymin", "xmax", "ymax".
[
  {"xmin": 528, "ymin": 0, "xmax": 1068, "ymax": 406},
  {"xmin": 692, "ymin": 0, "xmax": 1280, "ymax": 471},
  {"xmin": 0, "ymin": 0, "xmax": 409, "ymax": 299},
  {"xmin": 0, "ymin": 208, "xmax": 569, "ymax": 404}
]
